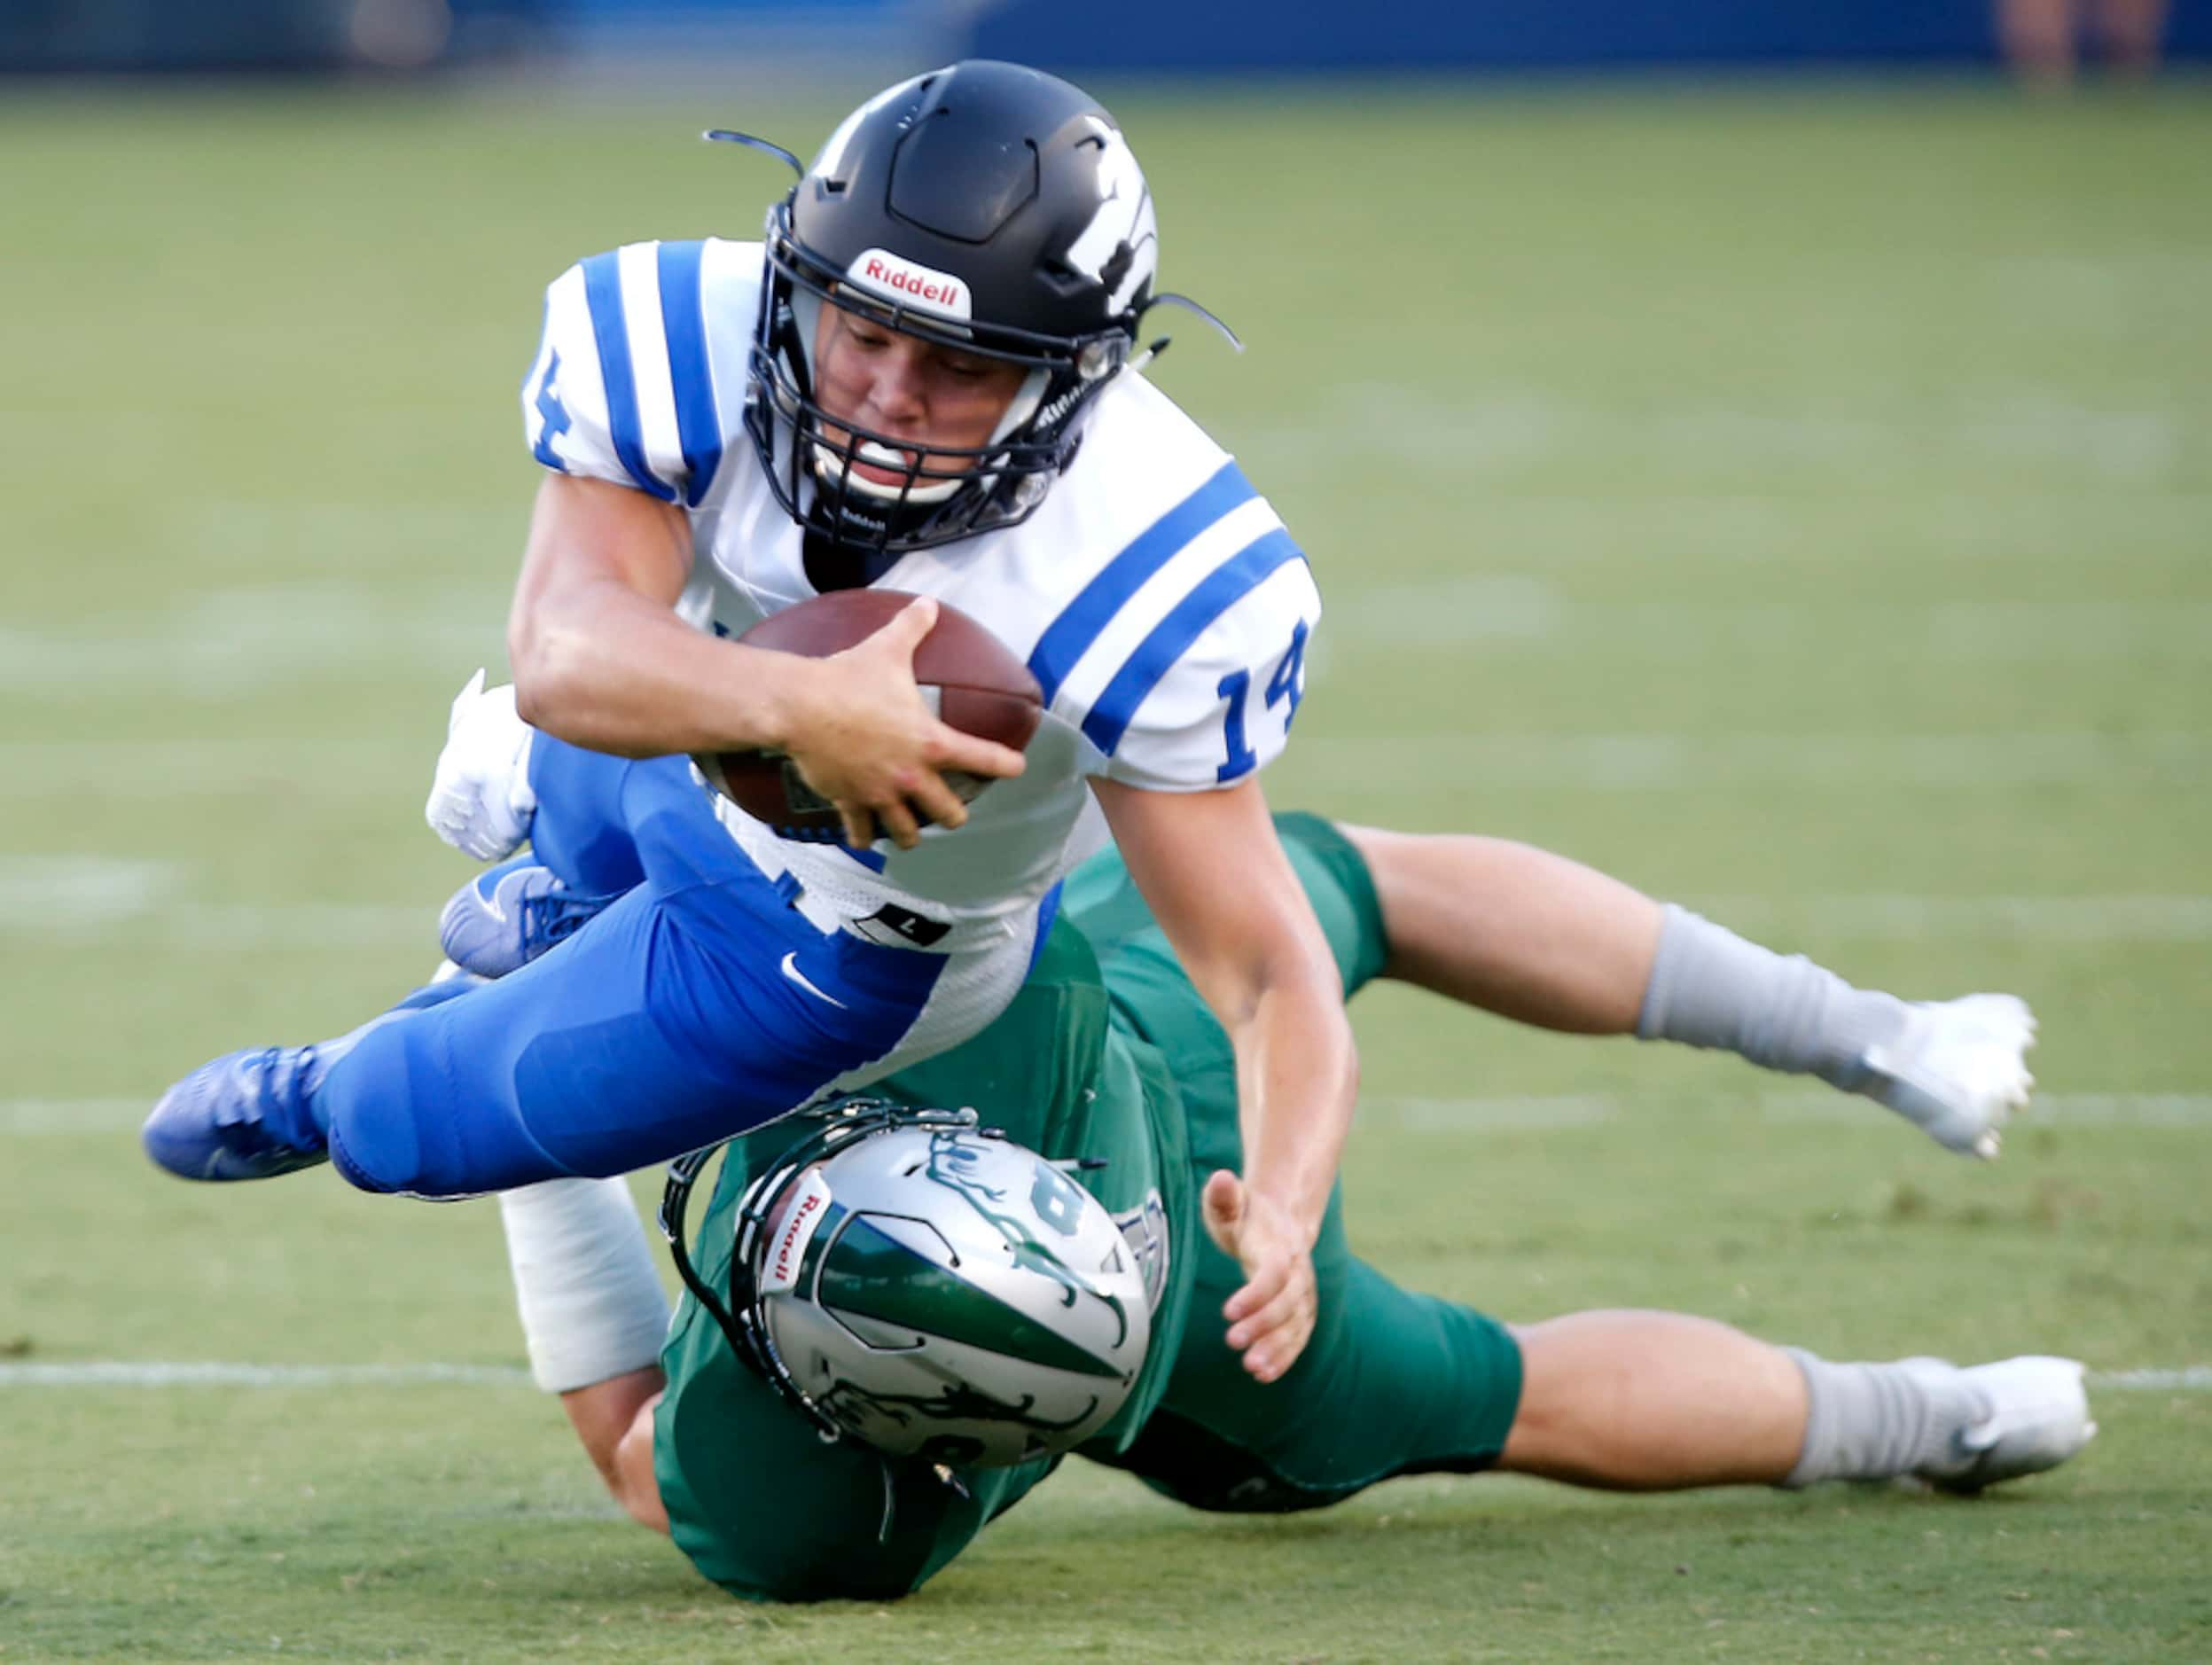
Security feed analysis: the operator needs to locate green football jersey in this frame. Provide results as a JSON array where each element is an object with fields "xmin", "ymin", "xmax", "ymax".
[
  {"xmin": 654, "ymin": 913, "xmax": 1198, "ymax": 1600},
  {"xmin": 652, "ymin": 814, "xmax": 1520, "ymax": 1602},
  {"xmin": 667, "ymin": 915, "xmax": 1198, "ymax": 1460}
]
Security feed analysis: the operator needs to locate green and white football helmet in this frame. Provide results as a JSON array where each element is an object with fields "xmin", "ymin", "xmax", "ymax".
[{"xmin": 661, "ymin": 1102, "xmax": 1151, "ymax": 1469}]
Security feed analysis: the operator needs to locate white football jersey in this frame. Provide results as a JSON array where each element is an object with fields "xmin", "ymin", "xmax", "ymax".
[{"xmin": 519, "ymin": 238, "xmax": 1319, "ymax": 949}]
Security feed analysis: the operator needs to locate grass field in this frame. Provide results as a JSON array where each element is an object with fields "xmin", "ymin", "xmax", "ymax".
[{"xmin": 3, "ymin": 72, "xmax": 2209, "ymax": 1661}]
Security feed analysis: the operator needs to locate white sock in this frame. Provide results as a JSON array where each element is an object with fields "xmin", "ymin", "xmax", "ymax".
[{"xmin": 497, "ymin": 1177, "xmax": 671, "ymax": 1394}]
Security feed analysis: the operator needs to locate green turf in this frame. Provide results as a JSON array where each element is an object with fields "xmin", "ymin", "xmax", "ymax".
[{"xmin": 2, "ymin": 74, "xmax": 2208, "ymax": 1661}]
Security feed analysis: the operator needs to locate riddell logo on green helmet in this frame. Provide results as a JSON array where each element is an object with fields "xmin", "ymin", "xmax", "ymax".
[
  {"xmin": 848, "ymin": 248, "xmax": 971, "ymax": 320},
  {"xmin": 762, "ymin": 1169, "xmax": 835, "ymax": 1294}
]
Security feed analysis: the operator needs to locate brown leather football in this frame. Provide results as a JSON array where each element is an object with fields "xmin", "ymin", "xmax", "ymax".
[{"xmin": 694, "ymin": 589, "xmax": 1043, "ymax": 844}]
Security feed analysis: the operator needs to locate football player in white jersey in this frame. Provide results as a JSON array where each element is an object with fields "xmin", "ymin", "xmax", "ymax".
[{"xmin": 144, "ymin": 61, "xmax": 1351, "ymax": 1382}]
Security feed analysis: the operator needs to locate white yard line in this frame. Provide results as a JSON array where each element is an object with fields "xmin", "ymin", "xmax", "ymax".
[
  {"xmin": 14, "ymin": 899, "xmax": 2211, "ymax": 948},
  {"xmin": 8, "ymin": 851, "xmax": 2207, "ymax": 951},
  {"xmin": 8, "ymin": 731, "xmax": 2207, "ymax": 800},
  {"xmin": 0, "ymin": 1358, "xmax": 2197, "ymax": 1391},
  {"xmin": 0, "ymin": 1363, "xmax": 529, "ymax": 1388},
  {"xmin": 1289, "ymin": 731, "xmax": 2210, "ymax": 789},
  {"xmin": 1324, "ymin": 583, "xmax": 2212, "ymax": 656},
  {"xmin": 1681, "ymin": 895, "xmax": 2212, "ymax": 942},
  {"xmin": 3, "ymin": 1099, "xmax": 152, "ymax": 1133},
  {"xmin": 1403, "ymin": 492, "xmax": 2212, "ymax": 564},
  {"xmin": 2094, "ymin": 1368, "xmax": 2212, "ymax": 1391},
  {"xmin": 1758, "ymin": 1091, "xmax": 2212, "ymax": 1125},
  {"xmin": 0, "ymin": 856, "xmax": 169, "ymax": 922},
  {"xmin": 0, "ymin": 739, "xmax": 422, "ymax": 797},
  {"xmin": 21, "ymin": 1092, "xmax": 2212, "ymax": 1137},
  {"xmin": 1241, "ymin": 388, "xmax": 2192, "ymax": 484},
  {"xmin": 8, "ymin": 901, "xmax": 434, "ymax": 949},
  {"xmin": 1359, "ymin": 1093, "xmax": 2212, "ymax": 1130},
  {"xmin": 0, "ymin": 587, "xmax": 507, "ymax": 695},
  {"xmin": 1365, "ymin": 1095, "xmax": 1624, "ymax": 1132}
]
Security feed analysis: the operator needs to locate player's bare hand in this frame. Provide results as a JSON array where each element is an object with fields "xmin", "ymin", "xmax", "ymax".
[
  {"xmin": 1204, "ymin": 1169, "xmax": 1318, "ymax": 1383},
  {"xmin": 780, "ymin": 598, "xmax": 1026, "ymax": 850}
]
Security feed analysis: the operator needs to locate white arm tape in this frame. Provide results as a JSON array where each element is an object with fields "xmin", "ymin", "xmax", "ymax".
[{"xmin": 498, "ymin": 1176, "xmax": 672, "ymax": 1394}]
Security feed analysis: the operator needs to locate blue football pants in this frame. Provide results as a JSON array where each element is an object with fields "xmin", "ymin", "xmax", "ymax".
[{"xmin": 317, "ymin": 743, "xmax": 946, "ymax": 1194}]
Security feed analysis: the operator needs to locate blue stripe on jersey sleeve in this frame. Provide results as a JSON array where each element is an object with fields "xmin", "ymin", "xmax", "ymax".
[
  {"xmin": 654, "ymin": 241, "xmax": 723, "ymax": 508},
  {"xmin": 1081, "ymin": 528, "xmax": 1307, "ymax": 758},
  {"xmin": 580, "ymin": 251, "xmax": 678, "ymax": 504},
  {"xmin": 1026, "ymin": 459, "xmax": 1255, "ymax": 705}
]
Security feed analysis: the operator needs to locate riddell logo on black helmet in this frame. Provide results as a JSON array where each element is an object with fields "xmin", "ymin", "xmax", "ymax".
[{"xmin": 847, "ymin": 248, "xmax": 971, "ymax": 320}]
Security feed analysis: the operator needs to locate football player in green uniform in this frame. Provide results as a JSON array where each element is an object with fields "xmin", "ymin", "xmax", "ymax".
[{"xmin": 496, "ymin": 813, "xmax": 2089, "ymax": 1603}]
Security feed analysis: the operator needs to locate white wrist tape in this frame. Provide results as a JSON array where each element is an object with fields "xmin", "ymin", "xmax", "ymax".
[{"xmin": 498, "ymin": 1177, "xmax": 671, "ymax": 1394}]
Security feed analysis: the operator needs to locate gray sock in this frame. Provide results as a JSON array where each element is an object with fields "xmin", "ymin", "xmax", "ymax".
[
  {"xmin": 1781, "ymin": 1349, "xmax": 1993, "ymax": 1488},
  {"xmin": 1636, "ymin": 904, "xmax": 1909, "ymax": 1090}
]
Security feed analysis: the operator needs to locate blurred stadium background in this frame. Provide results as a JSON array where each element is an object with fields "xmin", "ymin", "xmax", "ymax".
[
  {"xmin": 6, "ymin": 0, "xmax": 2212, "ymax": 74},
  {"xmin": 3, "ymin": 2, "xmax": 2208, "ymax": 1659}
]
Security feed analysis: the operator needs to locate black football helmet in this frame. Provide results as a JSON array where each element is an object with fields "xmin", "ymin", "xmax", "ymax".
[{"xmin": 730, "ymin": 61, "xmax": 1161, "ymax": 556}]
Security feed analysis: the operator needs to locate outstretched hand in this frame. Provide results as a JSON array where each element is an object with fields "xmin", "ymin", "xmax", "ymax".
[
  {"xmin": 782, "ymin": 597, "xmax": 1027, "ymax": 850},
  {"xmin": 1203, "ymin": 1169, "xmax": 1318, "ymax": 1384}
]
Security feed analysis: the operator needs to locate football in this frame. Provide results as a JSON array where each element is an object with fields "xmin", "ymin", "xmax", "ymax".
[{"xmin": 695, "ymin": 589, "xmax": 1044, "ymax": 844}]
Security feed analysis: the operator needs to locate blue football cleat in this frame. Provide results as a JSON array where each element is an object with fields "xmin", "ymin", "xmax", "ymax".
[
  {"xmin": 437, "ymin": 856, "xmax": 615, "ymax": 980},
  {"xmin": 142, "ymin": 1046, "xmax": 331, "ymax": 1182}
]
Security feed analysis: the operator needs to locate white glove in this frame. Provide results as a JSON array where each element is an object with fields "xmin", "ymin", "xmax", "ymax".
[{"xmin": 424, "ymin": 668, "xmax": 537, "ymax": 862}]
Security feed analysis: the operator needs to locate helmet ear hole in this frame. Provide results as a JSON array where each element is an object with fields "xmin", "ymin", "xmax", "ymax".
[{"xmin": 1037, "ymin": 259, "xmax": 1091, "ymax": 299}]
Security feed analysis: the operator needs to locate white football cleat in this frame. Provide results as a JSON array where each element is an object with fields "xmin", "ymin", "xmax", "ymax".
[
  {"xmin": 1858, "ymin": 993, "xmax": 2036, "ymax": 1159},
  {"xmin": 1911, "ymin": 1355, "xmax": 2097, "ymax": 1493},
  {"xmin": 424, "ymin": 668, "xmax": 537, "ymax": 862}
]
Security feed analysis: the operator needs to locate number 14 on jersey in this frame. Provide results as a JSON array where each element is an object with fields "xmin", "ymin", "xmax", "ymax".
[{"xmin": 1215, "ymin": 621, "xmax": 1309, "ymax": 783}]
